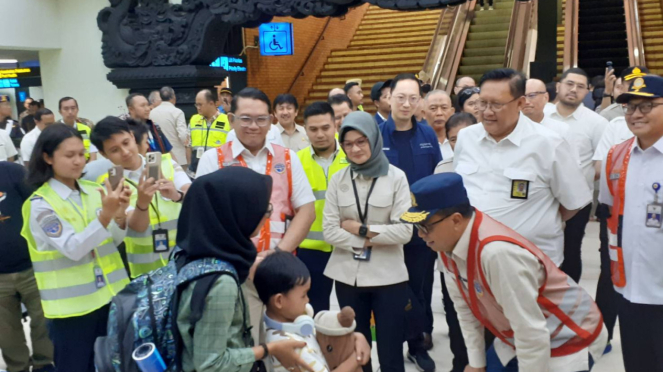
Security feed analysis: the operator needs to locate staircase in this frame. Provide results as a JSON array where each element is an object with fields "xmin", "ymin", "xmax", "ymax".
[
  {"xmin": 455, "ymin": 0, "xmax": 514, "ymax": 83},
  {"xmin": 300, "ymin": 6, "xmax": 443, "ymax": 116},
  {"xmin": 577, "ymin": 0, "xmax": 629, "ymax": 77},
  {"xmin": 638, "ymin": 0, "xmax": 663, "ymax": 74}
]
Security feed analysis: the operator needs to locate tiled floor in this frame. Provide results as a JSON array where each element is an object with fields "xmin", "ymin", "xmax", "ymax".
[{"xmin": 1, "ymin": 222, "xmax": 625, "ymax": 371}]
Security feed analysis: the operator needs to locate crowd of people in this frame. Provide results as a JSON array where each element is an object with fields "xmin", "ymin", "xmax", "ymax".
[{"xmin": 0, "ymin": 62, "xmax": 661, "ymax": 372}]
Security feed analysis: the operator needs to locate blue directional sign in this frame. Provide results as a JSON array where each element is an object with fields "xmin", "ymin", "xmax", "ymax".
[{"xmin": 259, "ymin": 23, "xmax": 294, "ymax": 56}]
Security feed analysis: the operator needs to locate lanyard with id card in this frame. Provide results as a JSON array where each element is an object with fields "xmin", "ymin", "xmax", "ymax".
[
  {"xmin": 646, "ymin": 182, "xmax": 663, "ymax": 229},
  {"xmin": 351, "ymin": 171, "xmax": 378, "ymax": 261},
  {"xmin": 126, "ymin": 179, "xmax": 170, "ymax": 253},
  {"xmin": 68, "ymin": 197, "xmax": 106, "ymax": 288}
]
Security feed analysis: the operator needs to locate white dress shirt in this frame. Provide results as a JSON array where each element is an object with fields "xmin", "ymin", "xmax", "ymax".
[
  {"xmin": 226, "ymin": 125, "xmax": 285, "ymax": 147},
  {"xmin": 196, "ymin": 139, "xmax": 315, "ymax": 209},
  {"xmin": 439, "ymin": 139, "xmax": 454, "ymax": 161},
  {"xmin": 592, "ymin": 116, "xmax": 634, "ymax": 162},
  {"xmin": 149, "ymin": 102, "xmax": 189, "ymax": 165},
  {"xmin": 544, "ymin": 104, "xmax": 608, "ymax": 191},
  {"xmin": 276, "ymin": 123, "xmax": 310, "ymax": 152},
  {"xmin": 538, "ymin": 115, "xmax": 581, "ymax": 164},
  {"xmin": 20, "ymin": 127, "xmax": 41, "ymax": 163},
  {"xmin": 599, "ymin": 137, "xmax": 663, "ymax": 305},
  {"xmin": 453, "ymin": 114, "xmax": 592, "ymax": 266},
  {"xmin": 29, "ymin": 179, "xmax": 126, "ymax": 261},
  {"xmin": 0, "ymin": 129, "xmax": 18, "ymax": 161},
  {"xmin": 444, "ymin": 214, "xmax": 607, "ymax": 371}
]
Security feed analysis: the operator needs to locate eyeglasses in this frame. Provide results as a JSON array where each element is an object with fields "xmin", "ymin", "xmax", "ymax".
[
  {"xmin": 524, "ymin": 91, "xmax": 546, "ymax": 100},
  {"xmin": 477, "ymin": 96, "xmax": 522, "ymax": 112},
  {"xmin": 625, "ymin": 102, "xmax": 663, "ymax": 115},
  {"xmin": 265, "ymin": 203, "xmax": 273, "ymax": 218},
  {"xmin": 562, "ymin": 81, "xmax": 588, "ymax": 91},
  {"xmin": 415, "ymin": 214, "xmax": 452, "ymax": 235},
  {"xmin": 230, "ymin": 114, "xmax": 272, "ymax": 127},
  {"xmin": 459, "ymin": 87, "xmax": 480, "ymax": 96},
  {"xmin": 341, "ymin": 136, "xmax": 369, "ymax": 150},
  {"xmin": 393, "ymin": 95, "xmax": 421, "ymax": 106}
]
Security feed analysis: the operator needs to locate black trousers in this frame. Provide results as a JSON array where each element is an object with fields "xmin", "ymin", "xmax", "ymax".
[
  {"xmin": 404, "ymin": 235, "xmax": 433, "ymax": 351},
  {"xmin": 440, "ymin": 272, "xmax": 469, "ymax": 372},
  {"xmin": 618, "ymin": 294, "xmax": 663, "ymax": 371},
  {"xmin": 47, "ymin": 304, "xmax": 110, "ymax": 372},
  {"xmin": 297, "ymin": 248, "xmax": 333, "ymax": 313},
  {"xmin": 423, "ymin": 252, "xmax": 436, "ymax": 334},
  {"xmin": 594, "ymin": 204, "xmax": 618, "ymax": 341},
  {"xmin": 561, "ymin": 204, "xmax": 593, "ymax": 283},
  {"xmin": 336, "ymin": 281, "xmax": 407, "ymax": 372},
  {"xmin": 478, "ymin": 0, "xmax": 493, "ymax": 5}
]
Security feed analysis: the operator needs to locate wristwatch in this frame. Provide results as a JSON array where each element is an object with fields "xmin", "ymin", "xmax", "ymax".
[{"xmin": 358, "ymin": 224, "xmax": 368, "ymax": 237}]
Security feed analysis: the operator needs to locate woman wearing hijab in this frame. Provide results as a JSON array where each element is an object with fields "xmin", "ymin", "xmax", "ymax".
[
  {"xmin": 322, "ymin": 111, "xmax": 413, "ymax": 372},
  {"xmin": 176, "ymin": 167, "xmax": 314, "ymax": 372}
]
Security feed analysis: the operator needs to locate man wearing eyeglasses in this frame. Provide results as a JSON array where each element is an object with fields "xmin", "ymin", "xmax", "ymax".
[
  {"xmin": 544, "ymin": 68, "xmax": 608, "ymax": 283},
  {"xmin": 196, "ymin": 87, "xmax": 316, "ymax": 344},
  {"xmin": 598, "ymin": 74, "xmax": 663, "ymax": 371},
  {"xmin": 187, "ymin": 89, "xmax": 231, "ymax": 175},
  {"xmin": 454, "ymin": 68, "xmax": 590, "ymax": 272},
  {"xmin": 379, "ymin": 73, "xmax": 441, "ymax": 372}
]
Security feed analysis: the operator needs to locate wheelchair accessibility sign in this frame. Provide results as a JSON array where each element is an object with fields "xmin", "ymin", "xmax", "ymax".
[{"xmin": 259, "ymin": 23, "xmax": 294, "ymax": 56}]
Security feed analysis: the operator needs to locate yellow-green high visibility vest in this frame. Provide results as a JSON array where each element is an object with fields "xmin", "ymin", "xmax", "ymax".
[
  {"xmin": 97, "ymin": 154, "xmax": 181, "ymax": 278},
  {"xmin": 189, "ymin": 113, "xmax": 230, "ymax": 151},
  {"xmin": 74, "ymin": 122, "xmax": 93, "ymax": 160},
  {"xmin": 297, "ymin": 146, "xmax": 349, "ymax": 252},
  {"xmin": 20, "ymin": 180, "xmax": 129, "ymax": 319}
]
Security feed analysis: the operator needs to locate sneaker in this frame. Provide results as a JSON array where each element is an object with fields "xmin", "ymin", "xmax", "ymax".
[
  {"xmin": 603, "ymin": 342, "xmax": 612, "ymax": 355},
  {"xmin": 479, "ymin": 6, "xmax": 485, "ymax": 11},
  {"xmin": 407, "ymin": 350, "xmax": 436, "ymax": 372},
  {"xmin": 423, "ymin": 332, "xmax": 434, "ymax": 351},
  {"xmin": 489, "ymin": 5, "xmax": 494, "ymax": 10}
]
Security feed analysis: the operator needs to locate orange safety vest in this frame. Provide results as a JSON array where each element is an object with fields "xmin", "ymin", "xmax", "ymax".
[
  {"xmin": 441, "ymin": 211, "xmax": 604, "ymax": 357},
  {"xmin": 605, "ymin": 137, "xmax": 635, "ymax": 288},
  {"xmin": 216, "ymin": 142, "xmax": 293, "ymax": 252}
]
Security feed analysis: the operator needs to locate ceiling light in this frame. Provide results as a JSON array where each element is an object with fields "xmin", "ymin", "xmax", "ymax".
[{"xmin": 0, "ymin": 59, "xmax": 18, "ymax": 64}]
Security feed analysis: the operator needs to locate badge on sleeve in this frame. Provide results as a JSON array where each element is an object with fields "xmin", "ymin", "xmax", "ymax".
[
  {"xmin": 39, "ymin": 211, "xmax": 63, "ymax": 238},
  {"xmin": 153, "ymin": 229, "xmax": 169, "ymax": 253},
  {"xmin": 511, "ymin": 180, "xmax": 529, "ymax": 200}
]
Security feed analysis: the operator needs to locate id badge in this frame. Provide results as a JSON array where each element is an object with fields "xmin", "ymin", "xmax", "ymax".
[
  {"xmin": 353, "ymin": 247, "xmax": 372, "ymax": 261},
  {"xmin": 153, "ymin": 229, "xmax": 170, "ymax": 252},
  {"xmin": 196, "ymin": 147, "xmax": 204, "ymax": 159},
  {"xmin": 94, "ymin": 266, "xmax": 106, "ymax": 288},
  {"xmin": 646, "ymin": 203, "xmax": 663, "ymax": 228}
]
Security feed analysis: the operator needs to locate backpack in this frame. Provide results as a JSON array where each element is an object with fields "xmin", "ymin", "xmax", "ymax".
[{"xmin": 94, "ymin": 251, "xmax": 252, "ymax": 372}]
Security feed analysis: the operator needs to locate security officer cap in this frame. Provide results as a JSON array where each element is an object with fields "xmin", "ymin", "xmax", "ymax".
[
  {"xmin": 219, "ymin": 87, "xmax": 233, "ymax": 96},
  {"xmin": 400, "ymin": 173, "xmax": 470, "ymax": 224},
  {"xmin": 621, "ymin": 66, "xmax": 648, "ymax": 81},
  {"xmin": 371, "ymin": 80, "xmax": 392, "ymax": 101},
  {"xmin": 616, "ymin": 74, "xmax": 663, "ymax": 103},
  {"xmin": 0, "ymin": 95, "xmax": 9, "ymax": 103}
]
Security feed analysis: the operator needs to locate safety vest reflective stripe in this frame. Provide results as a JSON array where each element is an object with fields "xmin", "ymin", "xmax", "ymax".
[
  {"xmin": 297, "ymin": 146, "xmax": 349, "ymax": 252},
  {"xmin": 39, "ymin": 269, "xmax": 128, "ymax": 301},
  {"xmin": 31, "ymin": 242, "xmax": 118, "ymax": 272},
  {"xmin": 75, "ymin": 122, "xmax": 93, "ymax": 159},
  {"xmin": 126, "ymin": 219, "xmax": 179, "ymax": 238},
  {"xmin": 605, "ymin": 137, "xmax": 634, "ymax": 288},
  {"xmin": 189, "ymin": 114, "xmax": 230, "ymax": 149}
]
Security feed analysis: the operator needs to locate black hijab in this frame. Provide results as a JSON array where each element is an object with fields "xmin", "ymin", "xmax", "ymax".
[{"xmin": 176, "ymin": 167, "xmax": 273, "ymax": 284}]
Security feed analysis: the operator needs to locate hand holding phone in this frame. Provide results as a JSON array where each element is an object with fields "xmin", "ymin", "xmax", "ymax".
[
  {"xmin": 146, "ymin": 152, "xmax": 162, "ymax": 181},
  {"xmin": 108, "ymin": 165, "xmax": 124, "ymax": 191}
]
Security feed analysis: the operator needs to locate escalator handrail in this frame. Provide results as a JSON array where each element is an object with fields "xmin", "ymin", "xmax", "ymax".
[
  {"xmin": 421, "ymin": 6, "xmax": 452, "ymax": 83},
  {"xmin": 504, "ymin": 0, "xmax": 537, "ymax": 71},
  {"xmin": 563, "ymin": 0, "xmax": 579, "ymax": 70},
  {"xmin": 443, "ymin": 0, "xmax": 476, "ymax": 93},
  {"xmin": 624, "ymin": 0, "xmax": 646, "ymax": 66}
]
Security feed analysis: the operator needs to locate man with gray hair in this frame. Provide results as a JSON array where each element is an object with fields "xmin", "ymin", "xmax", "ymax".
[
  {"xmin": 149, "ymin": 86, "xmax": 189, "ymax": 167},
  {"xmin": 424, "ymin": 89, "xmax": 456, "ymax": 159},
  {"xmin": 148, "ymin": 90, "xmax": 162, "ymax": 110}
]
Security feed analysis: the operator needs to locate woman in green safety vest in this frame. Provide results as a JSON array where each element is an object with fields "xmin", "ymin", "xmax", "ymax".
[{"xmin": 21, "ymin": 124, "xmax": 132, "ymax": 372}]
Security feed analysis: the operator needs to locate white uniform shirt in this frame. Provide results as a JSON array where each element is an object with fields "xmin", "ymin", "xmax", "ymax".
[
  {"xmin": 599, "ymin": 137, "xmax": 663, "ymax": 305},
  {"xmin": 453, "ymin": 114, "xmax": 592, "ymax": 266},
  {"xmin": 539, "ymin": 115, "xmax": 581, "ymax": 164},
  {"xmin": 276, "ymin": 123, "xmax": 310, "ymax": 152},
  {"xmin": 592, "ymin": 116, "xmax": 634, "ymax": 162},
  {"xmin": 226, "ymin": 125, "xmax": 285, "ymax": 147},
  {"xmin": 444, "ymin": 214, "xmax": 607, "ymax": 371},
  {"xmin": 28, "ymin": 178, "xmax": 126, "ymax": 261},
  {"xmin": 544, "ymin": 104, "xmax": 608, "ymax": 191},
  {"xmin": 196, "ymin": 139, "xmax": 315, "ymax": 210},
  {"xmin": 0, "ymin": 129, "xmax": 17, "ymax": 161},
  {"xmin": 149, "ymin": 102, "xmax": 189, "ymax": 166},
  {"xmin": 20, "ymin": 127, "xmax": 41, "ymax": 163},
  {"xmin": 439, "ymin": 139, "xmax": 454, "ymax": 161}
]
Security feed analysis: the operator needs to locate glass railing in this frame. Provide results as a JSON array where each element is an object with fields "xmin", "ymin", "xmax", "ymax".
[{"xmin": 624, "ymin": 0, "xmax": 646, "ymax": 66}]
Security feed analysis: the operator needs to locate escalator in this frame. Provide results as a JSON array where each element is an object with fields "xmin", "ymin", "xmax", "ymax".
[
  {"xmin": 576, "ymin": 0, "xmax": 629, "ymax": 77},
  {"xmin": 638, "ymin": 0, "xmax": 663, "ymax": 74}
]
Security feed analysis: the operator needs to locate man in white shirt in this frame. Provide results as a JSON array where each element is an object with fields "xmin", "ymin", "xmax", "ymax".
[
  {"xmin": 522, "ymin": 79, "xmax": 580, "ymax": 163},
  {"xmin": 196, "ymin": 87, "xmax": 315, "ymax": 343},
  {"xmin": 274, "ymin": 94, "xmax": 309, "ymax": 152},
  {"xmin": 454, "ymin": 68, "xmax": 591, "ymax": 267},
  {"xmin": 401, "ymin": 172, "xmax": 607, "ymax": 372},
  {"xmin": 0, "ymin": 129, "xmax": 17, "ymax": 162},
  {"xmin": 329, "ymin": 94, "xmax": 354, "ymax": 131},
  {"xmin": 544, "ymin": 68, "xmax": 608, "ymax": 282},
  {"xmin": 424, "ymin": 90, "xmax": 456, "ymax": 160},
  {"xmin": 599, "ymin": 74, "xmax": 663, "ymax": 371},
  {"xmin": 149, "ymin": 86, "xmax": 189, "ymax": 167},
  {"xmin": 21, "ymin": 108, "xmax": 55, "ymax": 165}
]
